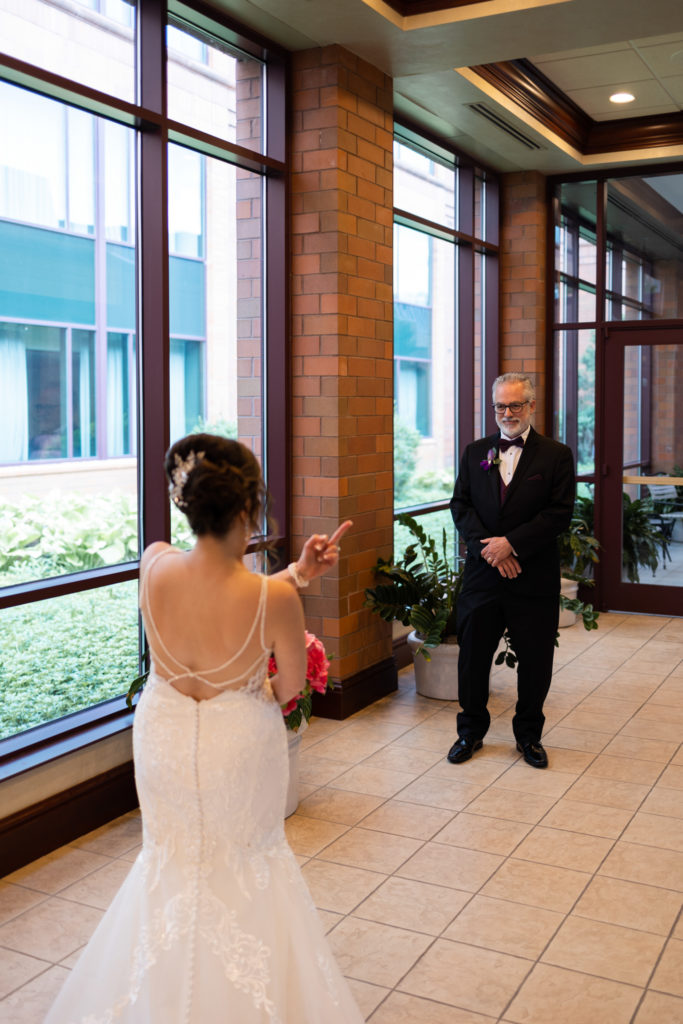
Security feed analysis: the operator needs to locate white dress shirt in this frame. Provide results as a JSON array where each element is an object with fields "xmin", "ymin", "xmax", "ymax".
[{"xmin": 498, "ymin": 425, "xmax": 531, "ymax": 487}]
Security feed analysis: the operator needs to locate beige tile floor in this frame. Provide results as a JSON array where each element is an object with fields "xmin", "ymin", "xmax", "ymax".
[{"xmin": 2, "ymin": 611, "xmax": 683, "ymax": 1023}]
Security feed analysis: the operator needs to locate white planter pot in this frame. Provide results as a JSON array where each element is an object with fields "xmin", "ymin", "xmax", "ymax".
[
  {"xmin": 559, "ymin": 577, "xmax": 579, "ymax": 627},
  {"xmin": 285, "ymin": 720, "xmax": 307, "ymax": 818},
  {"xmin": 407, "ymin": 631, "xmax": 459, "ymax": 700}
]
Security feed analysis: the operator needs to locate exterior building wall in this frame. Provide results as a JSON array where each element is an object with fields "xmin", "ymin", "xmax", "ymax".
[
  {"xmin": 235, "ymin": 60, "xmax": 265, "ymax": 456},
  {"xmin": 500, "ymin": 171, "xmax": 548, "ymax": 432},
  {"xmin": 290, "ymin": 45, "xmax": 396, "ymax": 709}
]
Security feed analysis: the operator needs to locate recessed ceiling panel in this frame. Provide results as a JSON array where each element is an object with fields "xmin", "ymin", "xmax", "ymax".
[
  {"xmin": 533, "ymin": 50, "xmax": 651, "ymax": 91},
  {"xmin": 532, "ymin": 41, "xmax": 630, "ymax": 62},
  {"xmin": 566, "ymin": 78, "xmax": 679, "ymax": 119},
  {"xmin": 634, "ymin": 39, "xmax": 683, "ymax": 78},
  {"xmin": 658, "ymin": 74, "xmax": 683, "ymax": 105}
]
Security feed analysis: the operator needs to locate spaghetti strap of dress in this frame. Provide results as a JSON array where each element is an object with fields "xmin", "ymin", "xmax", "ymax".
[{"xmin": 139, "ymin": 546, "xmax": 270, "ymax": 691}]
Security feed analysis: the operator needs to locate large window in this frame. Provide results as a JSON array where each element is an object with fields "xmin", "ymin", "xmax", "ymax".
[
  {"xmin": 393, "ymin": 127, "xmax": 499, "ymax": 557},
  {"xmin": 0, "ymin": 1, "xmax": 285, "ymax": 745},
  {"xmin": 552, "ymin": 172, "xmax": 683, "ymax": 482},
  {"xmin": 0, "ymin": 82, "xmax": 135, "ymax": 467}
]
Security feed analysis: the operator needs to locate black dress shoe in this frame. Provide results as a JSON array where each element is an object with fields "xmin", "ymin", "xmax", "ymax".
[
  {"xmin": 447, "ymin": 737, "xmax": 483, "ymax": 764},
  {"xmin": 516, "ymin": 741, "xmax": 548, "ymax": 769}
]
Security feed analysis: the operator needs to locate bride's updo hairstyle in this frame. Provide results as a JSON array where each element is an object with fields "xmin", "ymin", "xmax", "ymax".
[{"xmin": 164, "ymin": 433, "xmax": 267, "ymax": 538}]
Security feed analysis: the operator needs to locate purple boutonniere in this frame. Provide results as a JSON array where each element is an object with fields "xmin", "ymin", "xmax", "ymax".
[{"xmin": 480, "ymin": 447, "xmax": 501, "ymax": 472}]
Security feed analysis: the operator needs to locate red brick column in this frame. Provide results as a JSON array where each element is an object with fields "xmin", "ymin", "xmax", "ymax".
[
  {"xmin": 290, "ymin": 45, "xmax": 396, "ymax": 716},
  {"xmin": 500, "ymin": 171, "xmax": 548, "ymax": 431}
]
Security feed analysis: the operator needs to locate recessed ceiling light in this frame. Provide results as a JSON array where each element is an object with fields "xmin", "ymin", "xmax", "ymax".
[{"xmin": 610, "ymin": 91, "xmax": 635, "ymax": 104}]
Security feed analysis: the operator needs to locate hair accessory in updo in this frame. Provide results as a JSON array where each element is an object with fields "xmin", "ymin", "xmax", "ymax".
[{"xmin": 169, "ymin": 450, "xmax": 205, "ymax": 508}]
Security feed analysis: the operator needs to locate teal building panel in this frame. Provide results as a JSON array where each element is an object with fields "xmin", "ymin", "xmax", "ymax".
[
  {"xmin": 106, "ymin": 243, "xmax": 135, "ymax": 330},
  {"xmin": 170, "ymin": 256, "xmax": 205, "ymax": 338},
  {"xmin": 0, "ymin": 221, "xmax": 95, "ymax": 325}
]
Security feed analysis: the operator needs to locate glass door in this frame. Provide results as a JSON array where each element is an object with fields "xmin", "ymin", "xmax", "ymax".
[{"xmin": 601, "ymin": 324, "xmax": 683, "ymax": 613}]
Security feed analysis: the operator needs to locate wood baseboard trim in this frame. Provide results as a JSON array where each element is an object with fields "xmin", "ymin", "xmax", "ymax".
[
  {"xmin": 311, "ymin": 657, "xmax": 398, "ymax": 719},
  {"xmin": 1, "ymin": 762, "xmax": 138, "ymax": 877}
]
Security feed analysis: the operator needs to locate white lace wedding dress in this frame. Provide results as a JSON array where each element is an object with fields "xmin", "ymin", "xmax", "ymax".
[{"xmin": 44, "ymin": 550, "xmax": 364, "ymax": 1023}]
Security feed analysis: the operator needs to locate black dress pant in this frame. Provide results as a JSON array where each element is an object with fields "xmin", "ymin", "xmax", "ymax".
[{"xmin": 456, "ymin": 590, "xmax": 559, "ymax": 744}]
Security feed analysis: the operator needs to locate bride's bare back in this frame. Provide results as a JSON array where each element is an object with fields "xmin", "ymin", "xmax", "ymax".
[{"xmin": 140, "ymin": 541, "xmax": 306, "ymax": 704}]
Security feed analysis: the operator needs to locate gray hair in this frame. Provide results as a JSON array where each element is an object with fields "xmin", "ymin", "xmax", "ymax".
[{"xmin": 492, "ymin": 373, "xmax": 535, "ymax": 402}]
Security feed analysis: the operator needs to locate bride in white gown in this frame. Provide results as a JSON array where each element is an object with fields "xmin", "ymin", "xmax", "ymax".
[{"xmin": 44, "ymin": 434, "xmax": 362, "ymax": 1024}]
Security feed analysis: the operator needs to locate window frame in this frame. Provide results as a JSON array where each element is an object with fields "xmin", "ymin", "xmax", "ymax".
[
  {"xmin": 0, "ymin": 0, "xmax": 288, "ymax": 779},
  {"xmin": 392, "ymin": 121, "xmax": 500, "ymax": 523},
  {"xmin": 548, "ymin": 165, "xmax": 683, "ymax": 489}
]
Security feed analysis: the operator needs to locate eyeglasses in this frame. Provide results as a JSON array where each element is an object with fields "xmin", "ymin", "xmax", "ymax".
[{"xmin": 492, "ymin": 401, "xmax": 530, "ymax": 414}]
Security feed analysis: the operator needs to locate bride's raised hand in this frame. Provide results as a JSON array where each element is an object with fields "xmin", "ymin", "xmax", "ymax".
[{"xmin": 292, "ymin": 520, "xmax": 353, "ymax": 584}]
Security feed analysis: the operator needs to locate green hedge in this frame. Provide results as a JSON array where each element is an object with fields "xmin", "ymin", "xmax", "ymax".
[
  {"xmin": 1, "ymin": 581, "xmax": 138, "ymax": 739},
  {"xmin": 0, "ymin": 487, "xmax": 200, "ymax": 738}
]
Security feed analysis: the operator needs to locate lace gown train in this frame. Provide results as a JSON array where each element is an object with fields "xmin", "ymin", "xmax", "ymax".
[{"xmin": 44, "ymin": 553, "xmax": 364, "ymax": 1023}]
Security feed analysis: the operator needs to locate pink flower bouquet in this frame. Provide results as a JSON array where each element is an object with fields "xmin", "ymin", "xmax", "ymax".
[{"xmin": 269, "ymin": 631, "xmax": 331, "ymax": 731}]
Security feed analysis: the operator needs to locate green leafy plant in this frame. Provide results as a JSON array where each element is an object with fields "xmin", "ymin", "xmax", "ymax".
[
  {"xmin": 563, "ymin": 490, "xmax": 669, "ymax": 589},
  {"xmin": 1, "ymin": 582, "xmax": 139, "ymax": 739},
  {"xmin": 558, "ymin": 495, "xmax": 600, "ymax": 581},
  {"xmin": 0, "ymin": 491, "xmax": 196, "ymax": 586},
  {"xmin": 125, "ymin": 650, "xmax": 150, "ymax": 710},
  {"xmin": 622, "ymin": 492, "xmax": 668, "ymax": 583},
  {"xmin": 393, "ymin": 412, "xmax": 454, "ymax": 510},
  {"xmin": 190, "ymin": 416, "xmax": 237, "ymax": 439},
  {"xmin": 367, "ymin": 515, "xmax": 519, "ymax": 667},
  {"xmin": 365, "ymin": 513, "xmax": 464, "ymax": 658},
  {"xmin": 557, "ymin": 494, "xmax": 600, "ymax": 632},
  {"xmin": 0, "ymin": 493, "xmax": 138, "ymax": 584}
]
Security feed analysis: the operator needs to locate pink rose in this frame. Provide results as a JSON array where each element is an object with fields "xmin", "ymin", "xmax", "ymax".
[
  {"xmin": 273, "ymin": 631, "xmax": 330, "ymax": 726},
  {"xmin": 305, "ymin": 634, "xmax": 329, "ymax": 692}
]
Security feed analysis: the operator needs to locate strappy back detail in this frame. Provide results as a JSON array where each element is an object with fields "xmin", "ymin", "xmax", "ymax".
[{"xmin": 140, "ymin": 547, "xmax": 271, "ymax": 697}]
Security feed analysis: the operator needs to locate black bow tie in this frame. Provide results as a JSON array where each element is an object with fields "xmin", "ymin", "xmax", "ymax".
[{"xmin": 498, "ymin": 436, "xmax": 524, "ymax": 452}]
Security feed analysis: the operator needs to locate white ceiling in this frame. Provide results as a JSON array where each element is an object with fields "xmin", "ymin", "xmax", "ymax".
[
  {"xmin": 532, "ymin": 35, "xmax": 683, "ymax": 121},
  {"xmin": 209, "ymin": 0, "xmax": 683, "ymax": 173}
]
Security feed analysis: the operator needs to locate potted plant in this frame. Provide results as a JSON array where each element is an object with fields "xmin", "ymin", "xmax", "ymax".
[
  {"xmin": 269, "ymin": 632, "xmax": 331, "ymax": 816},
  {"xmin": 126, "ymin": 631, "xmax": 332, "ymax": 818},
  {"xmin": 364, "ymin": 513, "xmax": 466, "ymax": 699},
  {"xmin": 566, "ymin": 491, "xmax": 669, "ymax": 589},
  {"xmin": 557, "ymin": 495, "xmax": 600, "ymax": 630},
  {"xmin": 622, "ymin": 492, "xmax": 670, "ymax": 583},
  {"xmin": 365, "ymin": 509, "xmax": 598, "ymax": 699}
]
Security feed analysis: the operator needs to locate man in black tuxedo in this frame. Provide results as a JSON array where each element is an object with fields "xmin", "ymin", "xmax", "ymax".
[{"xmin": 447, "ymin": 373, "xmax": 575, "ymax": 769}]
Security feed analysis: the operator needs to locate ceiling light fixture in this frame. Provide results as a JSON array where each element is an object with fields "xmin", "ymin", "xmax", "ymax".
[{"xmin": 609, "ymin": 91, "xmax": 635, "ymax": 104}]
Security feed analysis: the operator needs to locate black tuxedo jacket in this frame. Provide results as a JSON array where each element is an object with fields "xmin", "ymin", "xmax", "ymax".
[{"xmin": 450, "ymin": 427, "xmax": 575, "ymax": 605}]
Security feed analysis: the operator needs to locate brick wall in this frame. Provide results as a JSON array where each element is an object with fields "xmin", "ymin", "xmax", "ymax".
[
  {"xmin": 290, "ymin": 45, "xmax": 396, "ymax": 712},
  {"xmin": 500, "ymin": 171, "xmax": 547, "ymax": 431},
  {"xmin": 652, "ymin": 345, "xmax": 683, "ymax": 472}
]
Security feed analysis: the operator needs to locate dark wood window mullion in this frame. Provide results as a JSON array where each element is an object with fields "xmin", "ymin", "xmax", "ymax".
[
  {"xmin": 592, "ymin": 179, "xmax": 607, "ymax": 609},
  {"xmin": 0, "ymin": 565, "xmax": 139, "ymax": 611},
  {"xmin": 137, "ymin": 0, "xmax": 170, "ymax": 550},
  {"xmin": 565, "ymin": 215, "xmax": 579, "ymax": 459},
  {"xmin": 485, "ymin": 176, "xmax": 499, "ymax": 249},
  {"xmin": 457, "ymin": 163, "xmax": 475, "ymax": 448},
  {"xmin": 483, "ymin": 251, "xmax": 499, "ymax": 437},
  {"xmin": 457, "ymin": 243, "xmax": 474, "ymax": 448}
]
